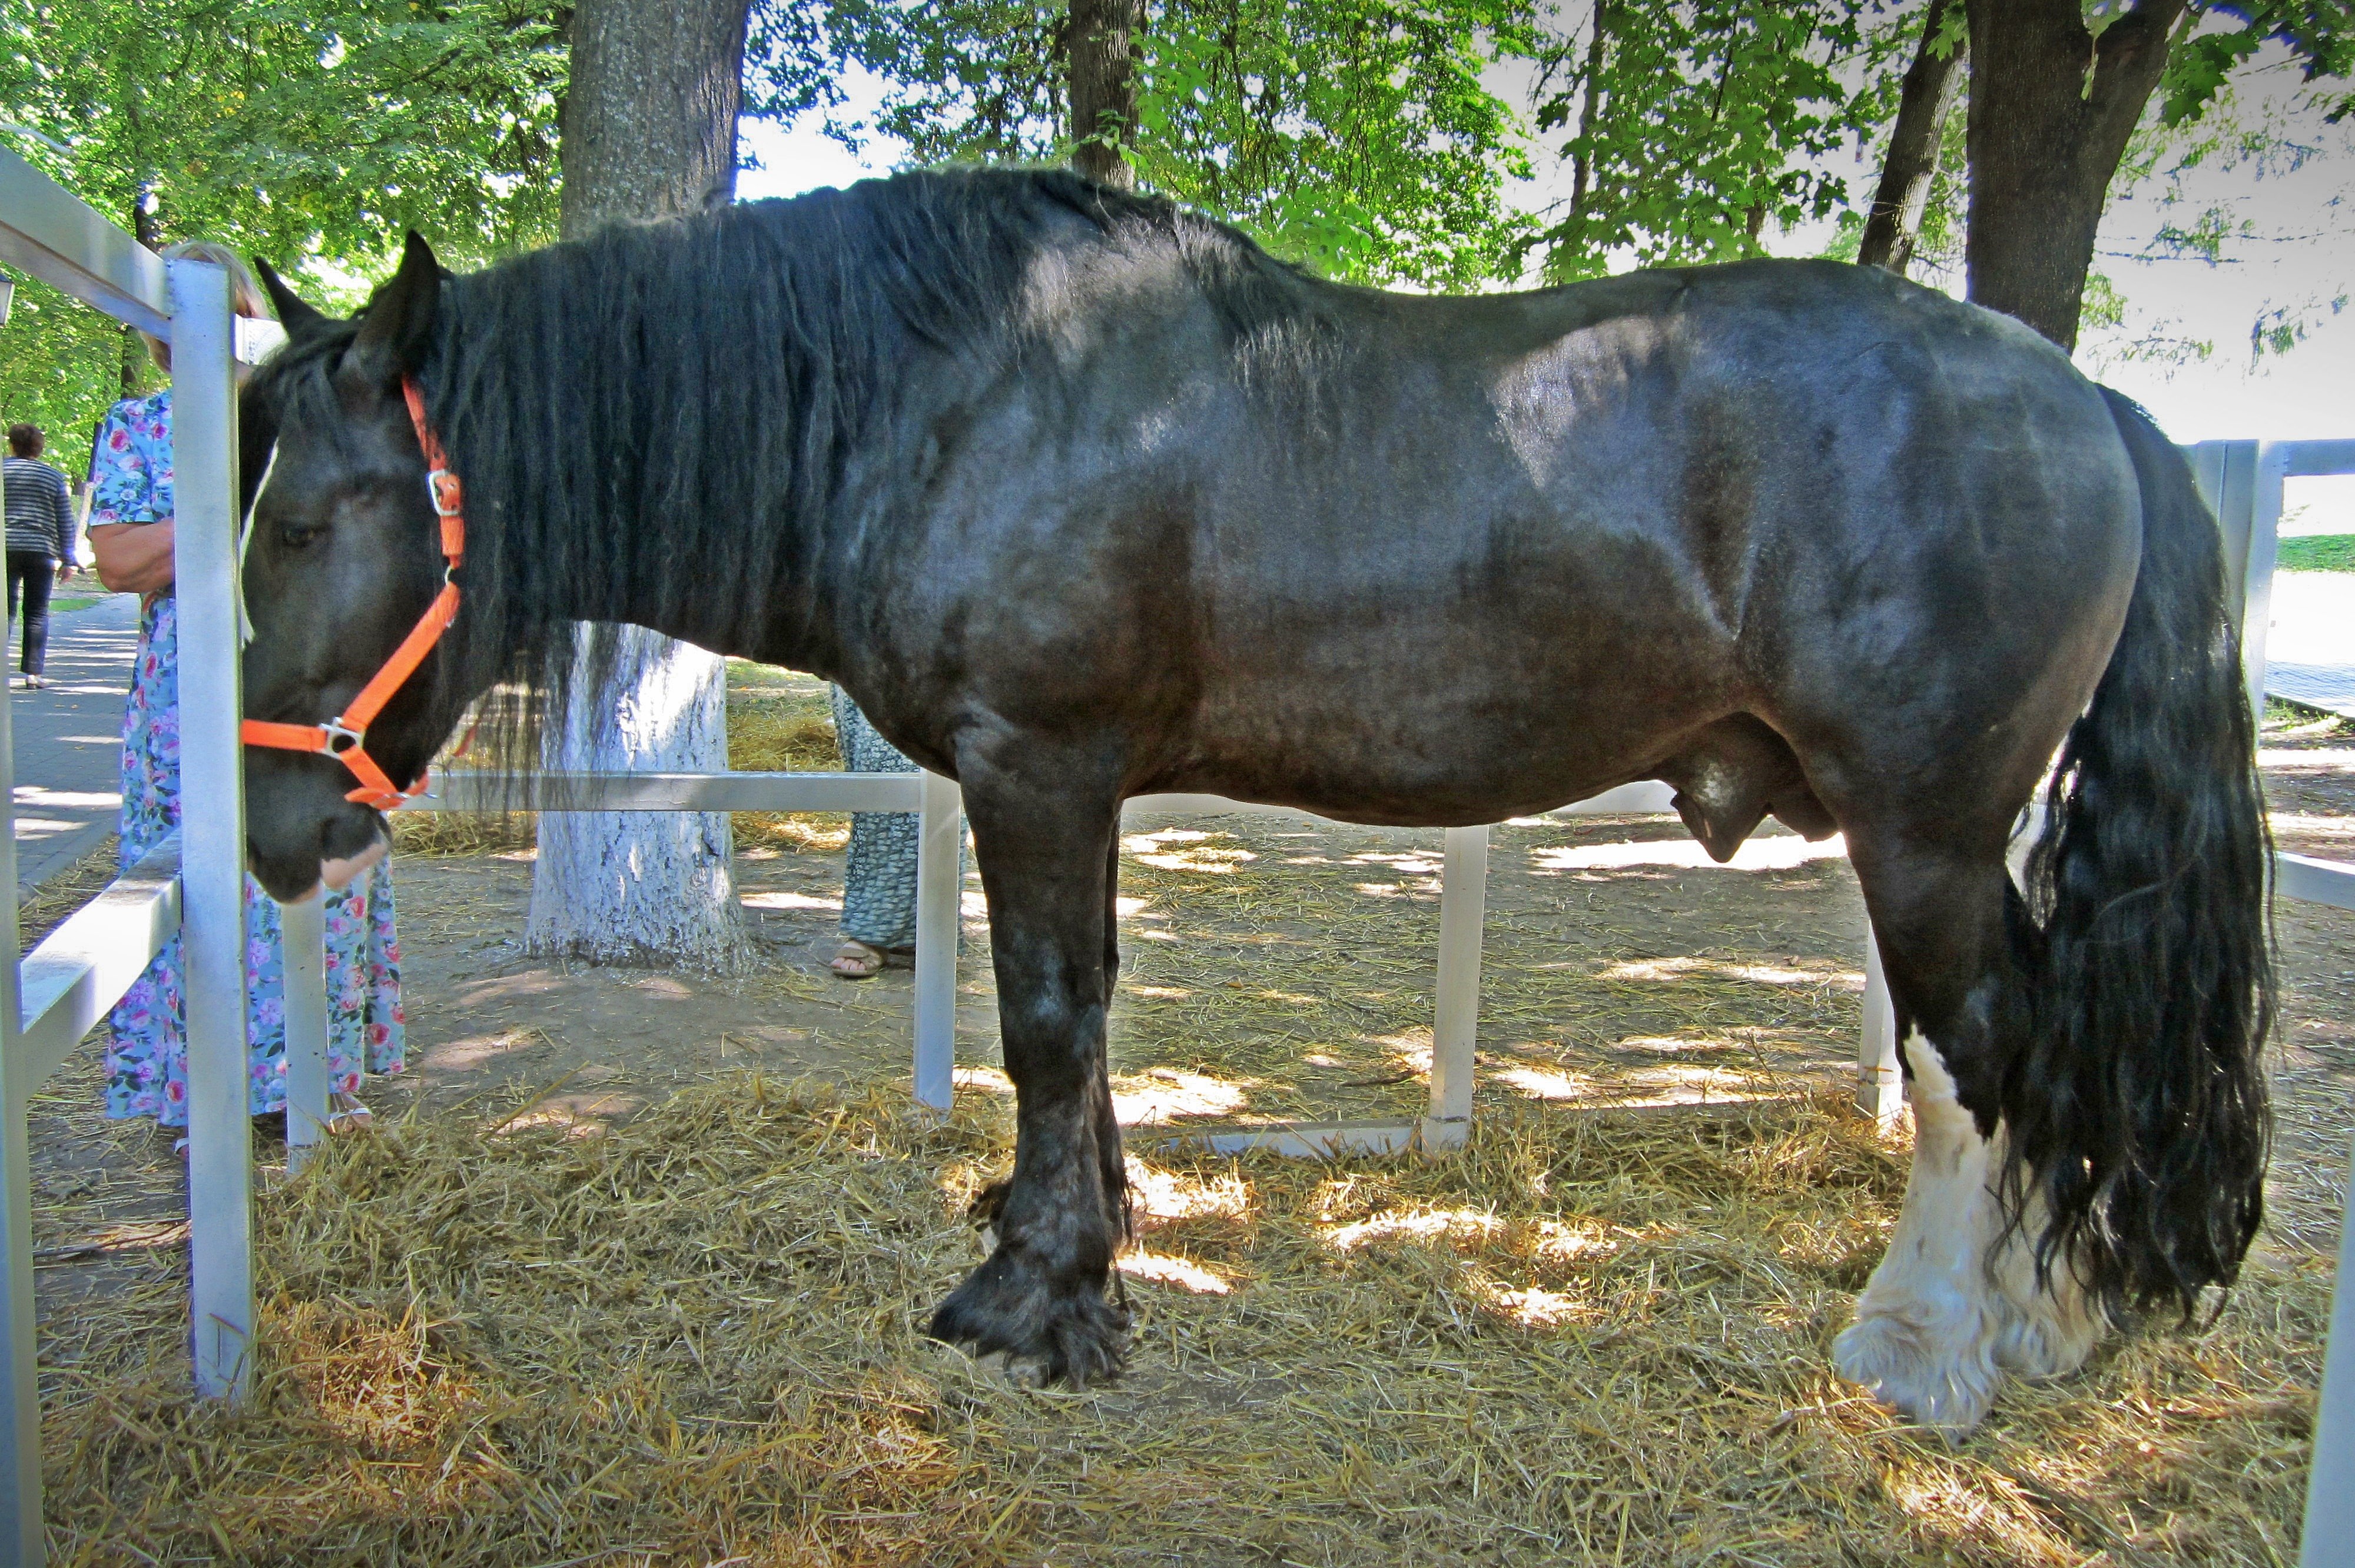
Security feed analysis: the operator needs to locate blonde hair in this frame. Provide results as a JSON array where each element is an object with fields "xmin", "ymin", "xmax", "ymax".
[{"xmin": 140, "ymin": 240, "xmax": 270, "ymax": 373}]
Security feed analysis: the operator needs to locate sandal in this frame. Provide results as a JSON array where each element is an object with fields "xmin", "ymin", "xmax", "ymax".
[
  {"xmin": 326, "ymin": 1092, "xmax": 375, "ymax": 1135},
  {"xmin": 830, "ymin": 940, "xmax": 914, "ymax": 978},
  {"xmin": 831, "ymin": 939, "xmax": 888, "ymax": 979}
]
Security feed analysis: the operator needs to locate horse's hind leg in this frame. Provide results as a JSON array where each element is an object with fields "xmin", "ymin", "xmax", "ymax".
[
  {"xmin": 926, "ymin": 755, "xmax": 1130, "ymax": 1386},
  {"xmin": 1832, "ymin": 842, "xmax": 2102, "ymax": 1434}
]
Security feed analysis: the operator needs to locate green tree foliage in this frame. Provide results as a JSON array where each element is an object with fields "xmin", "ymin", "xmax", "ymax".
[
  {"xmin": 0, "ymin": 275, "xmax": 132, "ymax": 483},
  {"xmin": 0, "ymin": 0, "xmax": 565, "ymax": 474},
  {"xmin": 2159, "ymin": 0, "xmax": 2354, "ymax": 128},
  {"xmin": 755, "ymin": 0, "xmax": 1539, "ymax": 288},
  {"xmin": 1532, "ymin": 1, "xmax": 1875, "ymax": 283},
  {"xmin": 1135, "ymin": 0, "xmax": 1536, "ymax": 287}
]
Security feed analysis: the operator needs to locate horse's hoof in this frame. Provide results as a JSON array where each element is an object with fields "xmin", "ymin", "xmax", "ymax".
[
  {"xmin": 927, "ymin": 1247, "xmax": 1132, "ymax": 1388},
  {"xmin": 1832, "ymin": 1305, "xmax": 2002, "ymax": 1438}
]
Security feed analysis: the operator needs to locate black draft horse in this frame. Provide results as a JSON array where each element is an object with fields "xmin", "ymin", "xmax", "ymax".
[{"xmin": 237, "ymin": 171, "xmax": 2271, "ymax": 1434}]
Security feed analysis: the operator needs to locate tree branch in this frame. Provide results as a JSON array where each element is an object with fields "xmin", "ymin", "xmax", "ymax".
[{"xmin": 1858, "ymin": 0, "xmax": 1966, "ymax": 273}]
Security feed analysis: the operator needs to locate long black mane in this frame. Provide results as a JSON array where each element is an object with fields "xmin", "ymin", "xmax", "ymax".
[{"xmin": 253, "ymin": 167, "xmax": 1321, "ymax": 746}]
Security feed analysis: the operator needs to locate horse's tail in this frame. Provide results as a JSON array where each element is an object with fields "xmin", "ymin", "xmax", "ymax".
[{"xmin": 2006, "ymin": 387, "xmax": 2274, "ymax": 1325}]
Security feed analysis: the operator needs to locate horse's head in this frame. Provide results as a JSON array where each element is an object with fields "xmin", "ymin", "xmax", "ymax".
[{"xmin": 241, "ymin": 234, "xmax": 459, "ymax": 902}]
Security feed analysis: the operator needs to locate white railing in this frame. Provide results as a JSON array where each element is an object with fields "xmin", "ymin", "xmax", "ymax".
[
  {"xmin": 0, "ymin": 146, "xmax": 248, "ymax": 1563},
  {"xmin": 4, "ymin": 142, "xmax": 2350, "ymax": 1564}
]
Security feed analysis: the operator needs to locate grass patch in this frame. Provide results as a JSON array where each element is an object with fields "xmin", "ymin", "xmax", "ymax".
[{"xmin": 2278, "ymin": 534, "xmax": 2355, "ymax": 573}]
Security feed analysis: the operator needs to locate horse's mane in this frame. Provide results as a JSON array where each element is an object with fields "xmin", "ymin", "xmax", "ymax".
[{"xmin": 254, "ymin": 168, "xmax": 1324, "ymax": 763}]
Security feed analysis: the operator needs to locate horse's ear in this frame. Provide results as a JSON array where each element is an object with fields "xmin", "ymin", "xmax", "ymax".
[
  {"xmin": 252, "ymin": 257, "xmax": 327, "ymax": 336},
  {"xmin": 339, "ymin": 231, "xmax": 441, "ymax": 398}
]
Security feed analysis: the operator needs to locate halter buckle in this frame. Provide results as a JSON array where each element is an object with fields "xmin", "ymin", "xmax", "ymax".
[{"xmin": 321, "ymin": 719, "xmax": 365, "ymax": 755}]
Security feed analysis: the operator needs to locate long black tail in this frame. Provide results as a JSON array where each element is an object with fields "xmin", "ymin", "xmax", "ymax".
[{"xmin": 2006, "ymin": 388, "xmax": 2274, "ymax": 1324}]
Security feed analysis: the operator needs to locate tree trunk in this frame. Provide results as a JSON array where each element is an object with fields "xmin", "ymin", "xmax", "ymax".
[
  {"xmin": 122, "ymin": 186, "xmax": 159, "ymax": 394},
  {"xmin": 1567, "ymin": 1, "xmax": 1611, "ymax": 224},
  {"xmin": 1962, "ymin": 0, "xmax": 2185, "ymax": 350},
  {"xmin": 528, "ymin": 0, "xmax": 752, "ymax": 970},
  {"xmin": 558, "ymin": 0, "xmax": 749, "ymax": 237},
  {"xmin": 1066, "ymin": 0, "xmax": 1140, "ymax": 188},
  {"xmin": 1857, "ymin": 0, "xmax": 1965, "ymax": 275}
]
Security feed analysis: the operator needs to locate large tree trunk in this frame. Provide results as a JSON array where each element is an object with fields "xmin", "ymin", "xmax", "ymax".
[
  {"xmin": 528, "ymin": 0, "xmax": 751, "ymax": 970},
  {"xmin": 1857, "ymin": 0, "xmax": 1965, "ymax": 275},
  {"xmin": 558, "ymin": 0, "xmax": 749, "ymax": 234},
  {"xmin": 1066, "ymin": 0, "xmax": 1140, "ymax": 188},
  {"xmin": 1962, "ymin": 0, "xmax": 2185, "ymax": 350}
]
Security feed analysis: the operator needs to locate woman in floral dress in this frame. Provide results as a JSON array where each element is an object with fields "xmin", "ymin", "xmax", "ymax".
[{"xmin": 87, "ymin": 241, "xmax": 404, "ymax": 1140}]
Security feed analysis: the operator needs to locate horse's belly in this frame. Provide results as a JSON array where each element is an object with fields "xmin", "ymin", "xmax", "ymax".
[{"xmin": 1163, "ymin": 650, "xmax": 1732, "ymax": 827}]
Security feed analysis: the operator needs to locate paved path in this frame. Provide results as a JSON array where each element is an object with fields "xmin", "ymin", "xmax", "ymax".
[
  {"xmin": 2268, "ymin": 572, "xmax": 2355, "ymax": 718},
  {"xmin": 10, "ymin": 594, "xmax": 139, "ymax": 891}
]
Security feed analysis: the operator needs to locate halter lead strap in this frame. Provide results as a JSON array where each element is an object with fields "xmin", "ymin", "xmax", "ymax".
[{"xmin": 238, "ymin": 377, "xmax": 465, "ymax": 811}]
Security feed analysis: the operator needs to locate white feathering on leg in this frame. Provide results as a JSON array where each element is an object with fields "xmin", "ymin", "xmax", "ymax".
[{"xmin": 1832, "ymin": 1029, "xmax": 2101, "ymax": 1434}]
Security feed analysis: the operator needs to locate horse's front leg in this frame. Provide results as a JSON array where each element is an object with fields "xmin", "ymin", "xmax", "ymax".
[{"xmin": 927, "ymin": 769, "xmax": 1130, "ymax": 1386}]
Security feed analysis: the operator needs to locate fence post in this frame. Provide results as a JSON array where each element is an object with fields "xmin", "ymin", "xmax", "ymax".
[
  {"xmin": 1855, "ymin": 919, "xmax": 1902, "ymax": 1122},
  {"xmin": 2304, "ymin": 1134, "xmax": 2355, "ymax": 1567},
  {"xmin": 910, "ymin": 771, "xmax": 961, "ymax": 1114},
  {"xmin": 170, "ymin": 259, "xmax": 256, "ymax": 1403},
  {"xmin": 0, "ymin": 660, "xmax": 47, "ymax": 1563},
  {"xmin": 2242, "ymin": 443, "xmax": 2285, "ymax": 719},
  {"xmin": 281, "ymin": 895, "xmax": 330, "ymax": 1169},
  {"xmin": 1425, "ymin": 825, "xmax": 1487, "ymax": 1151}
]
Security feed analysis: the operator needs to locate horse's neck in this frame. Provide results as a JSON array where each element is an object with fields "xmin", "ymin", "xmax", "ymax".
[{"xmin": 481, "ymin": 391, "xmax": 841, "ymax": 676}]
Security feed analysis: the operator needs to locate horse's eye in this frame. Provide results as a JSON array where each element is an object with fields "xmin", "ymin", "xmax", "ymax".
[{"xmin": 278, "ymin": 522, "xmax": 325, "ymax": 549}]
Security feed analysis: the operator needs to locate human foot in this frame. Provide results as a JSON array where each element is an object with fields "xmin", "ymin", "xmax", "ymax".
[{"xmin": 830, "ymin": 939, "xmax": 913, "ymax": 978}]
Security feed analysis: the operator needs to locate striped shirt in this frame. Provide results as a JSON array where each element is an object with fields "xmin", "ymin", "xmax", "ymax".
[{"xmin": 2, "ymin": 456, "xmax": 74, "ymax": 560}]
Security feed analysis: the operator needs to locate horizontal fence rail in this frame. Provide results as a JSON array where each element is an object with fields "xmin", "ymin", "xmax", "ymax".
[
  {"xmin": 399, "ymin": 772, "xmax": 1681, "ymax": 820},
  {"xmin": 11, "ymin": 834, "xmax": 181, "ymax": 1101},
  {"xmin": 407, "ymin": 769, "xmax": 925, "ymax": 815},
  {"xmin": 2280, "ymin": 853, "xmax": 2355, "ymax": 913},
  {"xmin": 0, "ymin": 147, "xmax": 170, "ymax": 336}
]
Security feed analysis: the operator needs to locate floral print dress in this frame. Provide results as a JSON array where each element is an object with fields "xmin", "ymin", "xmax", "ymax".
[{"xmin": 89, "ymin": 390, "xmax": 406, "ymax": 1127}]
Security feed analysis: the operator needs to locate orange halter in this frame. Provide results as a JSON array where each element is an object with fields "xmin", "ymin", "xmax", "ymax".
[{"xmin": 239, "ymin": 377, "xmax": 465, "ymax": 811}]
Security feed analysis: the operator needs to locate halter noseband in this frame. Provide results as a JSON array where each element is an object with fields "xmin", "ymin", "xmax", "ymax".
[{"xmin": 240, "ymin": 377, "xmax": 464, "ymax": 812}]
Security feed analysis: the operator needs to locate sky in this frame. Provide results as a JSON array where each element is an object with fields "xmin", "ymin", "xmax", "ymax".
[{"xmin": 734, "ymin": 45, "xmax": 2350, "ymax": 524}]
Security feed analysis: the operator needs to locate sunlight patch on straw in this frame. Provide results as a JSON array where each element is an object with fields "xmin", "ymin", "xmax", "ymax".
[
  {"xmin": 1127, "ymin": 1160, "xmax": 1251, "ymax": 1222},
  {"xmin": 1495, "ymin": 1065, "xmax": 1597, "ymax": 1101},
  {"xmin": 953, "ymin": 1065, "xmax": 1014, "ymax": 1095},
  {"xmin": 1113, "ymin": 1068, "xmax": 1251, "ymax": 1123},
  {"xmin": 1598, "ymin": 955, "xmax": 1835, "ymax": 986},
  {"xmin": 1531, "ymin": 835, "xmax": 1849, "ymax": 872},
  {"xmin": 1325, "ymin": 1205, "xmax": 1504, "ymax": 1251},
  {"xmin": 1117, "ymin": 1248, "xmax": 1233, "ymax": 1295}
]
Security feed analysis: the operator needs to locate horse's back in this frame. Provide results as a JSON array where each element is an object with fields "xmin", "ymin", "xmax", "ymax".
[{"xmin": 1140, "ymin": 260, "xmax": 2140, "ymax": 827}]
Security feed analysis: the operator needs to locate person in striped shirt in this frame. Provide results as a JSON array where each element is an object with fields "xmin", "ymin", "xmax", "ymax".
[{"xmin": 2, "ymin": 423, "xmax": 76, "ymax": 689}]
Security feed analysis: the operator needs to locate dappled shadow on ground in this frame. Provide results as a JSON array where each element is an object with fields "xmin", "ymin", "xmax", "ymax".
[
  {"xmin": 28, "ymin": 1077, "xmax": 2330, "ymax": 1564},
  {"xmin": 1097, "ymin": 808, "xmax": 1868, "ymax": 1131}
]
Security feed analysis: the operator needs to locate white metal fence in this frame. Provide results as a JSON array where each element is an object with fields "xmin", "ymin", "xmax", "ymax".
[{"xmin": 3, "ymin": 145, "xmax": 2351, "ymax": 1564}]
